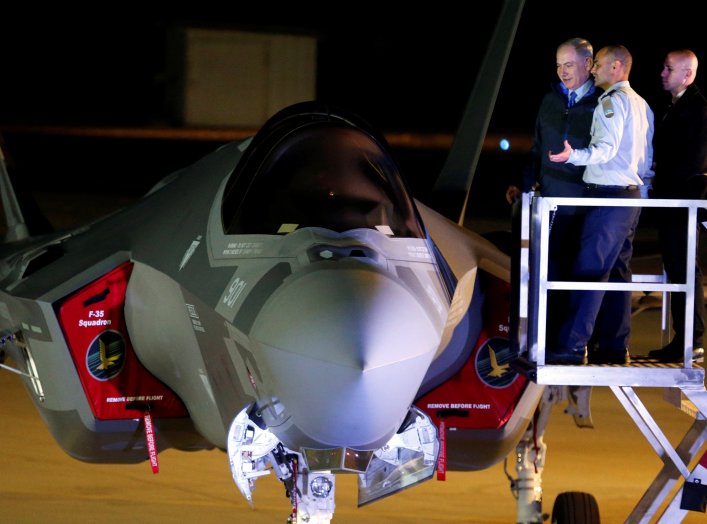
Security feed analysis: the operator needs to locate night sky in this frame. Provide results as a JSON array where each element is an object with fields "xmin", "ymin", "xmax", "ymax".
[
  {"xmin": 1, "ymin": 2, "xmax": 705, "ymax": 133},
  {"xmin": 0, "ymin": 1, "xmax": 705, "ymax": 209}
]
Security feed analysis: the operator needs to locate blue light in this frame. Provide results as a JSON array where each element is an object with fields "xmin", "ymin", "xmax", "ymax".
[{"xmin": 499, "ymin": 138, "xmax": 510, "ymax": 151}]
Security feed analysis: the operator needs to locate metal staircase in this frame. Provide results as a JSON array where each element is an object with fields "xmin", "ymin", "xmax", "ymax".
[{"xmin": 516, "ymin": 193, "xmax": 707, "ymax": 521}]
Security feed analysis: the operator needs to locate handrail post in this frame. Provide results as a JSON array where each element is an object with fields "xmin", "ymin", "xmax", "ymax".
[{"xmin": 521, "ymin": 195, "xmax": 707, "ymax": 369}]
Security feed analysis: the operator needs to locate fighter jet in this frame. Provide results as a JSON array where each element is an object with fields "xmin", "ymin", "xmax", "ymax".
[{"xmin": 0, "ymin": 1, "xmax": 598, "ymax": 522}]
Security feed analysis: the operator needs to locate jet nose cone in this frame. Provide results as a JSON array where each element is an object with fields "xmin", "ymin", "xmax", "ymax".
[{"xmin": 251, "ymin": 265, "xmax": 444, "ymax": 449}]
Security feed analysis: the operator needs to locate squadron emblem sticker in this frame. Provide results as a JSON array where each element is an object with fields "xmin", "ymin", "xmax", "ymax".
[
  {"xmin": 86, "ymin": 330, "xmax": 126, "ymax": 381},
  {"xmin": 475, "ymin": 337, "xmax": 518, "ymax": 388}
]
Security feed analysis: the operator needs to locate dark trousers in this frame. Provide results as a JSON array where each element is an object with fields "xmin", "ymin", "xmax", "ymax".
[
  {"xmin": 539, "ymin": 177, "xmax": 586, "ymax": 350},
  {"xmin": 558, "ymin": 186, "xmax": 642, "ymax": 351},
  {"xmin": 657, "ymin": 209, "xmax": 705, "ymax": 348}
]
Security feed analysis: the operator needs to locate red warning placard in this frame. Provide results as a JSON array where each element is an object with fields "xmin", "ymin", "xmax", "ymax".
[{"xmin": 57, "ymin": 262, "xmax": 187, "ymax": 420}]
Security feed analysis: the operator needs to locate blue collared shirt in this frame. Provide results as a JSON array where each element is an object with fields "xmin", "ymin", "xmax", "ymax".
[{"xmin": 568, "ymin": 78, "xmax": 594, "ymax": 104}]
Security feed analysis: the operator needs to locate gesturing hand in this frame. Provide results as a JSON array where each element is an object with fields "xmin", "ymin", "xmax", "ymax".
[{"xmin": 548, "ymin": 140, "xmax": 572, "ymax": 163}]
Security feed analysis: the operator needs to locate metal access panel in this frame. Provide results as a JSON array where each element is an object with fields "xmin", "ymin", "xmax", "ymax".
[{"xmin": 172, "ymin": 27, "xmax": 317, "ymax": 127}]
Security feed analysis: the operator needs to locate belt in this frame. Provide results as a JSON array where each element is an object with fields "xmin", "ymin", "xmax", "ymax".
[{"xmin": 585, "ymin": 183, "xmax": 639, "ymax": 190}]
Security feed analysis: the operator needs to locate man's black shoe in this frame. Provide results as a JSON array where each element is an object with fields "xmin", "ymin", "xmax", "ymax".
[
  {"xmin": 588, "ymin": 347, "xmax": 630, "ymax": 365},
  {"xmin": 546, "ymin": 346, "xmax": 587, "ymax": 365},
  {"xmin": 647, "ymin": 344, "xmax": 705, "ymax": 363}
]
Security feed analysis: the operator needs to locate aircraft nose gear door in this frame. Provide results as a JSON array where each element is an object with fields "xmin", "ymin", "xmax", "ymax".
[
  {"xmin": 226, "ymin": 404, "xmax": 439, "ymax": 522},
  {"xmin": 226, "ymin": 405, "xmax": 336, "ymax": 523}
]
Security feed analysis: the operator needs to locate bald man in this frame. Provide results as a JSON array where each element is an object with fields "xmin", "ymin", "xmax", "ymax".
[{"xmin": 649, "ymin": 49, "xmax": 707, "ymax": 362}]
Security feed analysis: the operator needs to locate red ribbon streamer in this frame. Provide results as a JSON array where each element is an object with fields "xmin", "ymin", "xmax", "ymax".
[
  {"xmin": 144, "ymin": 412, "xmax": 159, "ymax": 474},
  {"xmin": 437, "ymin": 419, "xmax": 446, "ymax": 481}
]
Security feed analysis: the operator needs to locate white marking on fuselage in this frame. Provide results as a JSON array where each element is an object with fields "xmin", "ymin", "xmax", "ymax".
[
  {"xmin": 186, "ymin": 303, "xmax": 206, "ymax": 333},
  {"xmin": 406, "ymin": 245, "xmax": 432, "ymax": 260},
  {"xmin": 375, "ymin": 225, "xmax": 394, "ymax": 236},
  {"xmin": 179, "ymin": 235, "xmax": 202, "ymax": 271},
  {"xmin": 223, "ymin": 242, "xmax": 264, "ymax": 256},
  {"xmin": 223, "ymin": 278, "xmax": 247, "ymax": 308}
]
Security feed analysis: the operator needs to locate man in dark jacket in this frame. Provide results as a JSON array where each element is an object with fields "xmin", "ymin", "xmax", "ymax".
[
  {"xmin": 508, "ymin": 38, "xmax": 601, "ymax": 213},
  {"xmin": 649, "ymin": 49, "xmax": 707, "ymax": 362},
  {"xmin": 506, "ymin": 37, "xmax": 602, "ymax": 355}
]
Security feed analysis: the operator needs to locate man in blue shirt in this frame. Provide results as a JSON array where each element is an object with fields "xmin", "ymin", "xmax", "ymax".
[
  {"xmin": 507, "ymin": 38, "xmax": 600, "ymax": 207},
  {"xmin": 506, "ymin": 38, "xmax": 601, "ymax": 354}
]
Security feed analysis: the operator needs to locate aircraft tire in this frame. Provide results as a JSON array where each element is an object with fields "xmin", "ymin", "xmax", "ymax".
[{"xmin": 550, "ymin": 491, "xmax": 600, "ymax": 524}]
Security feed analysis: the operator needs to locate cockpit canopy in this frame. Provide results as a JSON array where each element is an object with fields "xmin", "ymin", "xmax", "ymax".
[{"xmin": 222, "ymin": 103, "xmax": 424, "ymax": 238}]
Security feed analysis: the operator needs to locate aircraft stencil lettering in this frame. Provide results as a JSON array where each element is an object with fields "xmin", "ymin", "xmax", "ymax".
[{"xmin": 223, "ymin": 277, "xmax": 246, "ymax": 308}]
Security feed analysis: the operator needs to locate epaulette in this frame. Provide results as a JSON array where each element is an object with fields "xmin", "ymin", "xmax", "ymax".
[{"xmin": 600, "ymin": 89, "xmax": 617, "ymax": 118}]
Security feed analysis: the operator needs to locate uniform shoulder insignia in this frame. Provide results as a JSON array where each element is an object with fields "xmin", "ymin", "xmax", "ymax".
[{"xmin": 600, "ymin": 89, "xmax": 617, "ymax": 118}]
